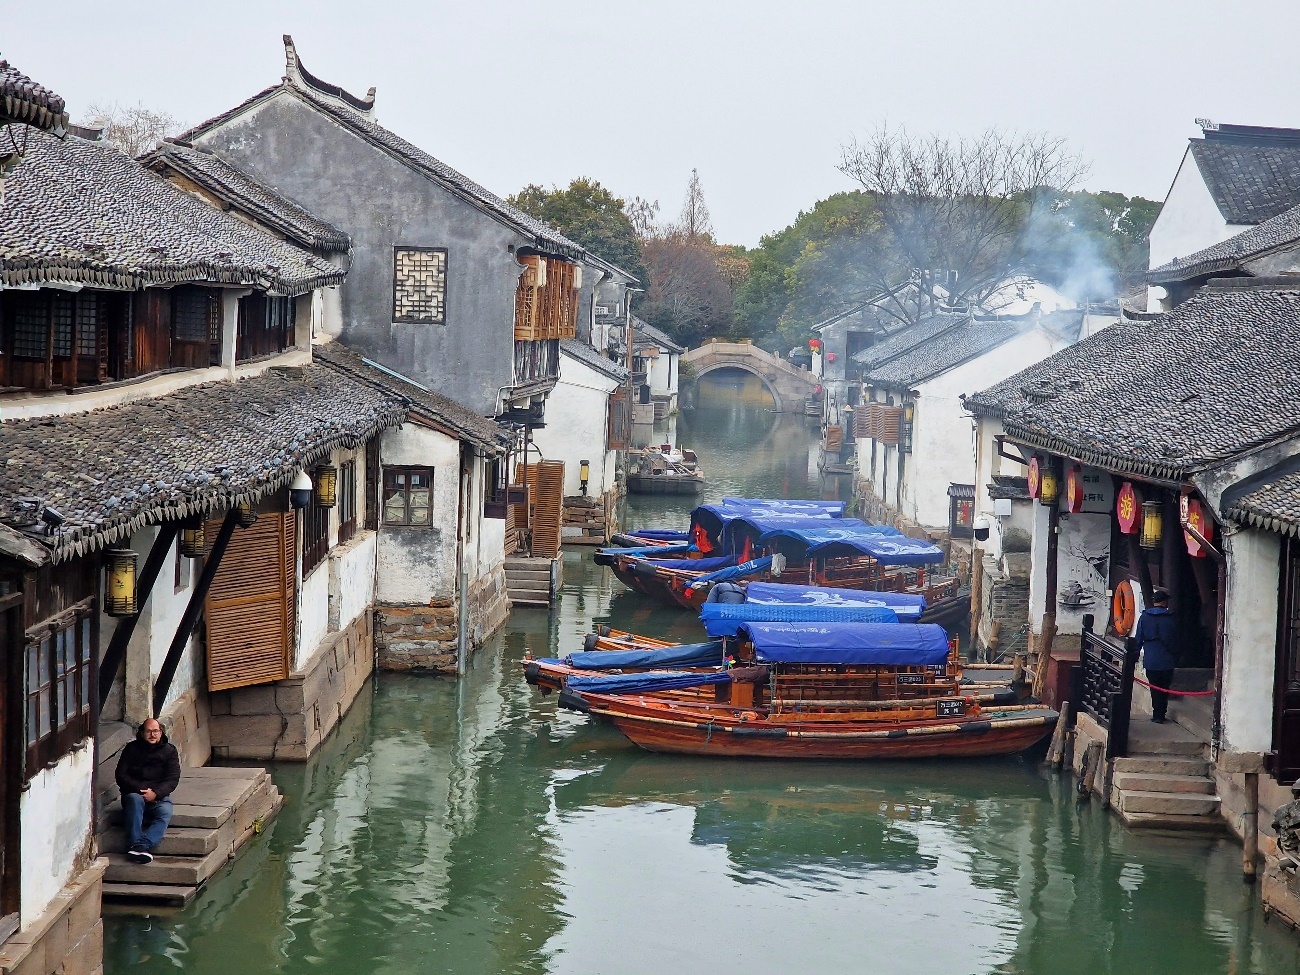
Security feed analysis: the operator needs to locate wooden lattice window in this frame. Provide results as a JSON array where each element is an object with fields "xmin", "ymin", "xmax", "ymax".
[
  {"xmin": 11, "ymin": 294, "xmax": 47, "ymax": 359},
  {"xmin": 75, "ymin": 294, "xmax": 99, "ymax": 357},
  {"xmin": 382, "ymin": 467, "xmax": 434, "ymax": 527},
  {"xmin": 338, "ymin": 460, "xmax": 357, "ymax": 545},
  {"xmin": 393, "ymin": 247, "xmax": 448, "ymax": 324},
  {"xmin": 303, "ymin": 472, "xmax": 331, "ymax": 577},
  {"xmin": 51, "ymin": 294, "xmax": 74, "ymax": 359},
  {"xmin": 24, "ymin": 602, "xmax": 94, "ymax": 773}
]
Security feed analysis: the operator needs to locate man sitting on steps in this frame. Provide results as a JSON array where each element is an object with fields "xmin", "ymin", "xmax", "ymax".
[{"xmin": 115, "ymin": 718, "xmax": 181, "ymax": 864}]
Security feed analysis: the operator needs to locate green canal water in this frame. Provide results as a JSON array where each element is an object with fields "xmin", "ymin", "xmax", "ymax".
[{"xmin": 105, "ymin": 384, "xmax": 1300, "ymax": 975}]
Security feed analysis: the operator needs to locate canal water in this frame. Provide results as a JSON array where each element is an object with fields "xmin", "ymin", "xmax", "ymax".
[{"xmin": 105, "ymin": 381, "xmax": 1300, "ymax": 975}]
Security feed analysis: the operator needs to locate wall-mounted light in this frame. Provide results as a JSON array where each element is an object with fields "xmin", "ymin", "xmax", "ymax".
[
  {"xmin": 179, "ymin": 517, "xmax": 206, "ymax": 558},
  {"xmin": 235, "ymin": 499, "xmax": 259, "ymax": 528},
  {"xmin": 1140, "ymin": 500, "xmax": 1163, "ymax": 550},
  {"xmin": 315, "ymin": 465, "xmax": 338, "ymax": 508},
  {"xmin": 289, "ymin": 471, "xmax": 313, "ymax": 510},
  {"xmin": 579, "ymin": 459, "xmax": 590, "ymax": 496},
  {"xmin": 104, "ymin": 548, "xmax": 138, "ymax": 617},
  {"xmin": 1038, "ymin": 464, "xmax": 1059, "ymax": 505}
]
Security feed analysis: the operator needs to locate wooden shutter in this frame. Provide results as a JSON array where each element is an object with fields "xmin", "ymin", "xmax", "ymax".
[
  {"xmin": 204, "ymin": 512, "xmax": 294, "ymax": 691},
  {"xmin": 514, "ymin": 461, "xmax": 565, "ymax": 558},
  {"xmin": 853, "ymin": 409, "xmax": 873, "ymax": 439},
  {"xmin": 878, "ymin": 407, "xmax": 903, "ymax": 446},
  {"xmin": 607, "ymin": 386, "xmax": 632, "ymax": 449}
]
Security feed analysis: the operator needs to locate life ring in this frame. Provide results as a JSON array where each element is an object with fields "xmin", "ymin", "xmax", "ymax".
[{"xmin": 1112, "ymin": 579, "xmax": 1136, "ymax": 637}]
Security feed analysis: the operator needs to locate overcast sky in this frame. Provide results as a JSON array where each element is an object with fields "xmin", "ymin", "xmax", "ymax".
[{"xmin": 9, "ymin": 0, "xmax": 1300, "ymax": 247}]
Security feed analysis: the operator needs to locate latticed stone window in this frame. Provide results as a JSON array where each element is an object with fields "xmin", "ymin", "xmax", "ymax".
[{"xmin": 392, "ymin": 246, "xmax": 448, "ymax": 324}]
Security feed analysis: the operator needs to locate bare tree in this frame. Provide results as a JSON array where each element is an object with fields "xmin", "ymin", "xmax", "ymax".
[
  {"xmin": 625, "ymin": 195, "xmax": 661, "ymax": 238},
  {"xmin": 641, "ymin": 231, "xmax": 733, "ymax": 345},
  {"xmin": 838, "ymin": 125, "xmax": 1088, "ymax": 324},
  {"xmin": 676, "ymin": 168, "xmax": 713, "ymax": 242},
  {"xmin": 80, "ymin": 102, "xmax": 181, "ymax": 157}
]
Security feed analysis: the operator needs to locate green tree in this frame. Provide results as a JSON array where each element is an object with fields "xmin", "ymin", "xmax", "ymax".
[{"xmin": 509, "ymin": 178, "xmax": 648, "ymax": 283}]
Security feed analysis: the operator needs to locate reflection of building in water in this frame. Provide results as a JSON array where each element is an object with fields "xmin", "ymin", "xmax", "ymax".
[{"xmin": 696, "ymin": 369, "xmax": 777, "ymax": 408}]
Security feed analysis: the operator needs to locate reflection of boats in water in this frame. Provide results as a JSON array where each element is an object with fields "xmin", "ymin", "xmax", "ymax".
[{"xmin": 626, "ymin": 445, "xmax": 705, "ymax": 495}]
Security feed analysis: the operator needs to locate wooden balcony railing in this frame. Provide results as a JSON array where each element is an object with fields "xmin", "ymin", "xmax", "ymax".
[{"xmin": 1075, "ymin": 613, "xmax": 1139, "ymax": 759}]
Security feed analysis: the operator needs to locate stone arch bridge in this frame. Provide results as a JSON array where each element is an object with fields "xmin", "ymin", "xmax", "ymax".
[{"xmin": 682, "ymin": 340, "xmax": 819, "ymax": 413}]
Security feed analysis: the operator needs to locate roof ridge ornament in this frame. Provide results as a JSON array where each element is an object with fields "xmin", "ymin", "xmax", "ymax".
[{"xmin": 282, "ymin": 35, "xmax": 376, "ymax": 118}]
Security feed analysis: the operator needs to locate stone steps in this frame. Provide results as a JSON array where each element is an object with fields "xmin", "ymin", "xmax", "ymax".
[
  {"xmin": 100, "ymin": 765, "xmax": 282, "ymax": 910},
  {"xmin": 1112, "ymin": 772, "xmax": 1216, "ymax": 795},
  {"xmin": 1112, "ymin": 755, "xmax": 1208, "ymax": 776},
  {"xmin": 505, "ymin": 556, "xmax": 557, "ymax": 607},
  {"xmin": 1116, "ymin": 789, "xmax": 1221, "ymax": 816}
]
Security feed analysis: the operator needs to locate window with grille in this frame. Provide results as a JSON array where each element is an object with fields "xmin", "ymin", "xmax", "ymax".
[
  {"xmin": 393, "ymin": 247, "xmax": 447, "ymax": 324},
  {"xmin": 174, "ymin": 287, "xmax": 214, "ymax": 342},
  {"xmin": 51, "ymin": 294, "xmax": 74, "ymax": 358},
  {"xmin": 338, "ymin": 460, "xmax": 357, "ymax": 544},
  {"xmin": 12, "ymin": 295, "xmax": 47, "ymax": 359},
  {"xmin": 25, "ymin": 606, "xmax": 94, "ymax": 773},
  {"xmin": 303, "ymin": 471, "xmax": 331, "ymax": 576},
  {"xmin": 382, "ymin": 467, "xmax": 433, "ymax": 526},
  {"xmin": 75, "ymin": 293, "xmax": 98, "ymax": 356}
]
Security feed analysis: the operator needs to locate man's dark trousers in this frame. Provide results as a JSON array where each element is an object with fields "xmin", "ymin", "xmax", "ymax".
[
  {"xmin": 122, "ymin": 792, "xmax": 173, "ymax": 853},
  {"xmin": 1147, "ymin": 668, "xmax": 1175, "ymax": 722}
]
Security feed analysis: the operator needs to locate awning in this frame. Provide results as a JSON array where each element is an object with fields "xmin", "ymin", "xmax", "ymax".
[
  {"xmin": 756, "ymin": 526, "xmax": 945, "ymax": 565},
  {"xmin": 738, "ymin": 621, "xmax": 951, "ymax": 666}
]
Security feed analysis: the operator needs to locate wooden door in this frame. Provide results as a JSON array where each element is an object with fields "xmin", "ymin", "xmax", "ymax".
[
  {"xmin": 204, "ymin": 512, "xmax": 295, "ymax": 691},
  {"xmin": 0, "ymin": 595, "xmax": 22, "ymax": 937},
  {"xmin": 1275, "ymin": 536, "xmax": 1300, "ymax": 784},
  {"xmin": 514, "ymin": 461, "xmax": 564, "ymax": 559}
]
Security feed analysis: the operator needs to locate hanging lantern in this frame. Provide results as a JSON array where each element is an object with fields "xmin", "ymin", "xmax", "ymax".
[
  {"xmin": 579, "ymin": 459, "xmax": 591, "ymax": 496},
  {"xmin": 1184, "ymin": 497, "xmax": 1214, "ymax": 558},
  {"xmin": 1038, "ymin": 463, "xmax": 1059, "ymax": 505},
  {"xmin": 104, "ymin": 548, "xmax": 138, "ymax": 617},
  {"xmin": 1140, "ymin": 500, "xmax": 1163, "ymax": 549},
  {"xmin": 289, "ymin": 471, "xmax": 313, "ymax": 510},
  {"xmin": 1027, "ymin": 456, "xmax": 1042, "ymax": 499},
  {"xmin": 179, "ymin": 519, "xmax": 205, "ymax": 558},
  {"xmin": 1064, "ymin": 465, "xmax": 1084, "ymax": 513},
  {"xmin": 235, "ymin": 499, "xmax": 259, "ymax": 527},
  {"xmin": 808, "ymin": 338, "xmax": 822, "ymax": 353},
  {"xmin": 315, "ymin": 465, "xmax": 338, "ymax": 508},
  {"xmin": 1116, "ymin": 482, "xmax": 1139, "ymax": 534}
]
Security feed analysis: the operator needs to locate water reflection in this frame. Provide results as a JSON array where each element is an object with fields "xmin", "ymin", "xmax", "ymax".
[{"xmin": 103, "ymin": 401, "xmax": 1300, "ymax": 975}]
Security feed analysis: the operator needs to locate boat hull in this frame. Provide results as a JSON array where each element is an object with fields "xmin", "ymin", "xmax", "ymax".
[
  {"xmin": 627, "ymin": 474, "xmax": 705, "ymax": 495},
  {"xmin": 580, "ymin": 696, "xmax": 1056, "ymax": 760}
]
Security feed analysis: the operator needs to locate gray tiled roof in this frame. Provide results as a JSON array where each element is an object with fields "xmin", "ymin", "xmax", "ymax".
[
  {"xmin": 313, "ymin": 343, "xmax": 510, "ymax": 452},
  {"xmin": 561, "ymin": 338, "xmax": 629, "ymax": 383},
  {"xmin": 0, "ymin": 129, "xmax": 346, "ymax": 294},
  {"xmin": 988, "ymin": 475, "xmax": 1030, "ymax": 501},
  {"xmin": 966, "ymin": 283, "xmax": 1300, "ymax": 480},
  {"xmin": 1226, "ymin": 462, "xmax": 1300, "ymax": 538},
  {"xmin": 852, "ymin": 312, "xmax": 967, "ymax": 369},
  {"xmin": 144, "ymin": 142, "xmax": 352, "ymax": 252},
  {"xmin": 1189, "ymin": 137, "xmax": 1300, "ymax": 225},
  {"xmin": 0, "ymin": 59, "xmax": 67, "ymax": 132},
  {"xmin": 632, "ymin": 317, "xmax": 685, "ymax": 354},
  {"xmin": 1148, "ymin": 202, "xmax": 1300, "ymax": 283},
  {"xmin": 178, "ymin": 63, "xmax": 586, "ymax": 260},
  {"xmin": 864, "ymin": 315, "xmax": 1030, "ymax": 388},
  {"xmin": 0, "ymin": 366, "xmax": 405, "ymax": 563}
]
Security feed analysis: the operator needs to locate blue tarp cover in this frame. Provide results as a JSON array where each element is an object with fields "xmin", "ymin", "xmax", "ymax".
[
  {"xmin": 722, "ymin": 516, "xmax": 895, "ymax": 552},
  {"xmin": 685, "ymin": 556, "xmax": 775, "ymax": 590},
  {"xmin": 721, "ymin": 498, "xmax": 846, "ymax": 516},
  {"xmin": 565, "ymin": 670, "xmax": 733, "ymax": 695},
  {"xmin": 691, "ymin": 503, "xmax": 837, "ymax": 546},
  {"xmin": 745, "ymin": 582, "xmax": 927, "ymax": 615},
  {"xmin": 628, "ymin": 528, "xmax": 691, "ymax": 541},
  {"xmin": 599, "ymin": 543, "xmax": 693, "ymax": 558},
  {"xmin": 756, "ymin": 526, "xmax": 945, "ymax": 565},
  {"xmin": 565, "ymin": 642, "xmax": 725, "ymax": 670},
  {"xmin": 738, "ymin": 621, "xmax": 951, "ymax": 666},
  {"xmin": 629, "ymin": 555, "xmax": 735, "ymax": 572},
  {"xmin": 700, "ymin": 602, "xmax": 899, "ymax": 637}
]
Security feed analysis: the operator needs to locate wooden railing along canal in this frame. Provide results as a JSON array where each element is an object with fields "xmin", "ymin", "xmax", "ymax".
[{"xmin": 1073, "ymin": 613, "xmax": 1140, "ymax": 759}]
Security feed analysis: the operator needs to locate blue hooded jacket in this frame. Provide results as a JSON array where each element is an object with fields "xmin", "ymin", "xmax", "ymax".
[{"xmin": 1135, "ymin": 606, "xmax": 1178, "ymax": 671}]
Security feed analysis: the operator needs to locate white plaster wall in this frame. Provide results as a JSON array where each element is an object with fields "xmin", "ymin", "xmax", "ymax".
[
  {"xmin": 533, "ymin": 353, "xmax": 619, "ymax": 496},
  {"xmin": 376, "ymin": 423, "xmax": 460, "ymax": 604},
  {"xmin": 904, "ymin": 395, "xmax": 975, "ymax": 529},
  {"xmin": 298, "ymin": 558, "xmax": 331, "ymax": 669},
  {"xmin": 329, "ymin": 531, "xmax": 377, "ymax": 636},
  {"xmin": 1220, "ymin": 528, "xmax": 1282, "ymax": 754},
  {"xmin": 972, "ymin": 416, "xmax": 1002, "ymax": 560},
  {"xmin": 20, "ymin": 747, "xmax": 93, "ymax": 927},
  {"xmin": 1027, "ymin": 500, "xmax": 1052, "ymax": 636}
]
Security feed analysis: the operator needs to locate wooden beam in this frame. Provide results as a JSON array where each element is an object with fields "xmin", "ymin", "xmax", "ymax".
[
  {"xmin": 152, "ymin": 511, "xmax": 238, "ymax": 716},
  {"xmin": 0, "ymin": 524, "xmax": 49, "ymax": 568},
  {"xmin": 98, "ymin": 523, "xmax": 179, "ymax": 711}
]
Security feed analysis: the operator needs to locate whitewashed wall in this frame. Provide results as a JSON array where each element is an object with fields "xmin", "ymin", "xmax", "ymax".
[
  {"xmin": 20, "ymin": 747, "xmax": 93, "ymax": 927},
  {"xmin": 1220, "ymin": 528, "xmax": 1282, "ymax": 754},
  {"xmin": 534, "ymin": 351, "xmax": 620, "ymax": 497},
  {"xmin": 376, "ymin": 423, "xmax": 460, "ymax": 604}
]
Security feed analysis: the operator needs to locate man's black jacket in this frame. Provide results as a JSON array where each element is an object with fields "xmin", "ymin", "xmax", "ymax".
[{"xmin": 115, "ymin": 730, "xmax": 181, "ymax": 801}]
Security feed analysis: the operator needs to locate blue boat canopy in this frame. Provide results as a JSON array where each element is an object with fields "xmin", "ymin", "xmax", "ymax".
[
  {"xmin": 565, "ymin": 670, "xmax": 733, "ymax": 695},
  {"xmin": 737, "ymin": 621, "xmax": 951, "ymax": 666},
  {"xmin": 721, "ymin": 498, "xmax": 846, "ymax": 516},
  {"xmin": 744, "ymin": 581, "xmax": 927, "ymax": 613},
  {"xmin": 701, "ymin": 602, "xmax": 899, "ymax": 637},
  {"xmin": 723, "ymin": 516, "xmax": 895, "ymax": 552},
  {"xmin": 629, "ymin": 555, "xmax": 735, "ymax": 573},
  {"xmin": 691, "ymin": 503, "xmax": 838, "ymax": 547},
  {"xmin": 564, "ymin": 642, "xmax": 725, "ymax": 670},
  {"xmin": 628, "ymin": 528, "xmax": 691, "ymax": 541},
  {"xmin": 685, "ymin": 556, "xmax": 778, "ymax": 591},
  {"xmin": 756, "ymin": 525, "xmax": 945, "ymax": 565}
]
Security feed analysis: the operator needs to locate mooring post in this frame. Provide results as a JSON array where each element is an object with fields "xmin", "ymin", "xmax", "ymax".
[{"xmin": 1244, "ymin": 771, "xmax": 1259, "ymax": 884}]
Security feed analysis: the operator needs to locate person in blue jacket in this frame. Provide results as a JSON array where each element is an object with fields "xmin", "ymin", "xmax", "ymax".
[{"xmin": 1134, "ymin": 587, "xmax": 1178, "ymax": 723}]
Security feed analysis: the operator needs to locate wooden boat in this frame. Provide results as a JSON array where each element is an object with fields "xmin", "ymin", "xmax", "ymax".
[
  {"xmin": 552, "ymin": 621, "xmax": 1054, "ymax": 760},
  {"xmin": 626, "ymin": 446, "xmax": 705, "ymax": 495}
]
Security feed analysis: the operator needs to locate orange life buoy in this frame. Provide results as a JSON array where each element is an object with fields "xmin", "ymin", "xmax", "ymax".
[{"xmin": 1112, "ymin": 579, "xmax": 1136, "ymax": 636}]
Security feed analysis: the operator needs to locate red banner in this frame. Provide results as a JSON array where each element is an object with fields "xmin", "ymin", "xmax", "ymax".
[
  {"xmin": 1116, "ymin": 482, "xmax": 1139, "ymax": 534},
  {"xmin": 1065, "ymin": 465, "xmax": 1084, "ymax": 513}
]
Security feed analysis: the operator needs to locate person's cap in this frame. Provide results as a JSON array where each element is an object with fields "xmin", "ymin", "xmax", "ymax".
[{"xmin": 1152, "ymin": 587, "xmax": 1170, "ymax": 603}]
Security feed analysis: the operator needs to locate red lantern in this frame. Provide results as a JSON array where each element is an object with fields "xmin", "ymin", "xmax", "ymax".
[
  {"xmin": 1064, "ymin": 465, "xmax": 1084, "ymax": 513},
  {"xmin": 808, "ymin": 338, "xmax": 822, "ymax": 353},
  {"xmin": 1027, "ymin": 456, "xmax": 1041, "ymax": 499},
  {"xmin": 1183, "ymin": 496, "xmax": 1214, "ymax": 558},
  {"xmin": 1116, "ymin": 482, "xmax": 1139, "ymax": 534}
]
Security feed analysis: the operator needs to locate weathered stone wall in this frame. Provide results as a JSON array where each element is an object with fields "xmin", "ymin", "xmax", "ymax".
[
  {"xmin": 0, "ymin": 859, "xmax": 106, "ymax": 975},
  {"xmin": 561, "ymin": 486, "xmax": 617, "ymax": 546},
  {"xmin": 975, "ymin": 553, "xmax": 1031, "ymax": 659},
  {"xmin": 375, "ymin": 563, "xmax": 510, "ymax": 675},
  {"xmin": 208, "ymin": 611, "xmax": 373, "ymax": 761},
  {"xmin": 467, "ymin": 563, "xmax": 510, "ymax": 648}
]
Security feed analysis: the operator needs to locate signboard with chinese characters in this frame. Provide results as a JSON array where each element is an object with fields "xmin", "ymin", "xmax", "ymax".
[
  {"xmin": 1116, "ymin": 481, "xmax": 1139, "ymax": 534},
  {"xmin": 1027, "ymin": 455, "xmax": 1041, "ymax": 499},
  {"xmin": 1075, "ymin": 465, "xmax": 1114, "ymax": 514}
]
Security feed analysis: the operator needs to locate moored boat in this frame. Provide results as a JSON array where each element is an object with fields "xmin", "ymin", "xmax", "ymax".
[{"xmin": 626, "ymin": 445, "xmax": 705, "ymax": 495}]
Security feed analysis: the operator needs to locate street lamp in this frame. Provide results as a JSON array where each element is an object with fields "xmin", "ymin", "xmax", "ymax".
[{"xmin": 579, "ymin": 460, "xmax": 590, "ymax": 496}]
